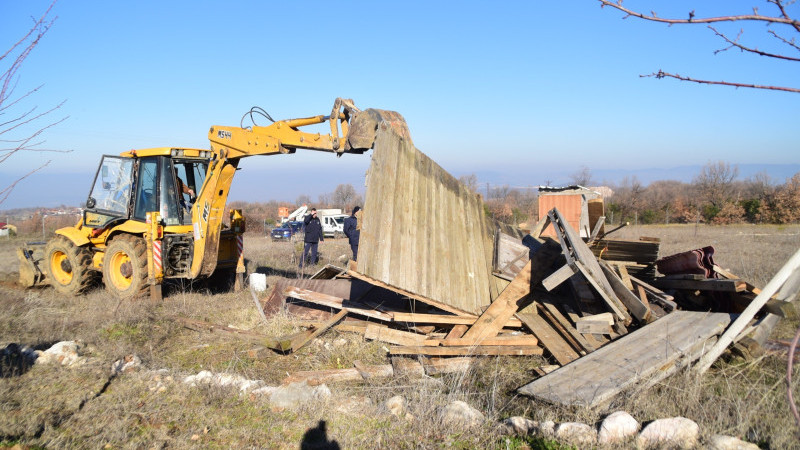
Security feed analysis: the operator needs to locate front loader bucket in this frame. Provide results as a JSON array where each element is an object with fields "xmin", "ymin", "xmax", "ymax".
[
  {"xmin": 345, "ymin": 108, "xmax": 411, "ymax": 152},
  {"xmin": 17, "ymin": 244, "xmax": 46, "ymax": 288}
]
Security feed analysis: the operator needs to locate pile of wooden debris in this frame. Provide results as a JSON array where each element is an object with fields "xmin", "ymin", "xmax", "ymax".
[
  {"xmin": 233, "ymin": 205, "xmax": 798, "ymax": 406},
  {"xmin": 181, "ymin": 111, "xmax": 800, "ymax": 405}
]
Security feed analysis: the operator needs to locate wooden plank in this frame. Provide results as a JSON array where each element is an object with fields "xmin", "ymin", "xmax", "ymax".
[
  {"xmin": 435, "ymin": 335, "xmax": 539, "ymax": 347},
  {"xmin": 599, "ymin": 260, "xmax": 651, "ymax": 322},
  {"xmin": 542, "ymin": 264, "xmax": 578, "ymax": 292},
  {"xmin": 516, "ymin": 312, "xmax": 580, "ymax": 365},
  {"xmin": 278, "ymin": 309, "xmax": 348, "ymax": 353},
  {"xmin": 576, "ymin": 320, "xmax": 611, "ymax": 335},
  {"xmin": 538, "ymin": 301, "xmax": 594, "ymax": 353},
  {"xmin": 421, "ymin": 357, "xmax": 473, "ymax": 375},
  {"xmin": 283, "ymin": 286, "xmax": 393, "ymax": 321},
  {"xmin": 390, "ymin": 345, "xmax": 542, "ymax": 356},
  {"xmin": 651, "ymin": 278, "xmax": 746, "ymax": 292},
  {"xmin": 346, "ymin": 269, "xmax": 472, "ymax": 317},
  {"xmin": 629, "ymin": 275, "xmax": 677, "ymax": 312},
  {"xmin": 444, "ymin": 324, "xmax": 469, "ymax": 340},
  {"xmin": 391, "ymin": 312, "xmax": 522, "ymax": 327},
  {"xmin": 575, "ymin": 260, "xmax": 630, "ymax": 322},
  {"xmin": 364, "ymin": 323, "xmax": 431, "ymax": 346},
  {"xmin": 282, "ymin": 364, "xmax": 394, "ymax": 385},
  {"xmin": 518, "ymin": 311, "xmax": 732, "ymax": 406},
  {"xmin": 613, "ymin": 262, "xmax": 634, "ymax": 290},
  {"xmin": 460, "ymin": 260, "xmax": 533, "ymax": 341}
]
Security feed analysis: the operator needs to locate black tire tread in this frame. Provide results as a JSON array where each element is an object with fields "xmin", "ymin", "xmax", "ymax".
[
  {"xmin": 102, "ymin": 234, "xmax": 149, "ymax": 299},
  {"xmin": 45, "ymin": 235, "xmax": 96, "ymax": 296}
]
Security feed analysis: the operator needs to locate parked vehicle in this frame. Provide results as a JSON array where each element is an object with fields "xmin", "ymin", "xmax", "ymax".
[
  {"xmin": 321, "ymin": 213, "xmax": 348, "ymax": 238},
  {"xmin": 270, "ymin": 220, "xmax": 303, "ymax": 241}
]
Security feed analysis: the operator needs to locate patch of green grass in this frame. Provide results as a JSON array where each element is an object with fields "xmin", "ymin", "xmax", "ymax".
[{"xmin": 103, "ymin": 323, "xmax": 142, "ymax": 341}]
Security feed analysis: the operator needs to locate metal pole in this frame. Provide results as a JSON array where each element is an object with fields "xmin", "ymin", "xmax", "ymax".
[{"xmin": 42, "ymin": 215, "xmax": 46, "ymax": 240}]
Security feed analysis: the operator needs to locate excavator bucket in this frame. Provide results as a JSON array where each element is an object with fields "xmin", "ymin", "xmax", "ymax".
[
  {"xmin": 345, "ymin": 108, "xmax": 412, "ymax": 152},
  {"xmin": 17, "ymin": 244, "xmax": 46, "ymax": 288}
]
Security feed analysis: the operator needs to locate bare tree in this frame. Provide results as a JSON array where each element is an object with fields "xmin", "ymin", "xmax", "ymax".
[
  {"xmin": 1, "ymin": 0, "xmax": 70, "ymax": 205},
  {"xmin": 332, "ymin": 184, "xmax": 357, "ymax": 209},
  {"xmin": 458, "ymin": 173, "xmax": 479, "ymax": 193},
  {"xmin": 599, "ymin": 0, "xmax": 800, "ymax": 93},
  {"xmin": 569, "ymin": 165, "xmax": 594, "ymax": 186},
  {"xmin": 295, "ymin": 194, "xmax": 311, "ymax": 206},
  {"xmin": 693, "ymin": 160, "xmax": 740, "ymax": 209}
]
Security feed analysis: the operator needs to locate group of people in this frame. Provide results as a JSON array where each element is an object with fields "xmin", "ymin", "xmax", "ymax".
[{"xmin": 299, "ymin": 206, "xmax": 361, "ymax": 268}]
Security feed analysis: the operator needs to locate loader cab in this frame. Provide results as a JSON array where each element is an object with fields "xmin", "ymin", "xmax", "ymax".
[{"xmin": 85, "ymin": 153, "xmax": 208, "ymax": 229}]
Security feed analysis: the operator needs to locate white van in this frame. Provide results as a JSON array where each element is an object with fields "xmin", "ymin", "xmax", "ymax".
[{"xmin": 321, "ymin": 213, "xmax": 348, "ymax": 238}]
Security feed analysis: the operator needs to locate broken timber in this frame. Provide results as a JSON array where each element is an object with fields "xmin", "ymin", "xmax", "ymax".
[{"xmin": 518, "ymin": 311, "xmax": 732, "ymax": 407}]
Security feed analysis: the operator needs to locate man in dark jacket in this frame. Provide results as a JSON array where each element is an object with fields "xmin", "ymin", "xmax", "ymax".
[
  {"xmin": 300, "ymin": 208, "xmax": 324, "ymax": 267},
  {"xmin": 343, "ymin": 206, "xmax": 361, "ymax": 261}
]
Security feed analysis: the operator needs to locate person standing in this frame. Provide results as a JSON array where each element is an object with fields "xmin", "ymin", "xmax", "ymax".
[
  {"xmin": 300, "ymin": 208, "xmax": 323, "ymax": 267},
  {"xmin": 343, "ymin": 206, "xmax": 361, "ymax": 261}
]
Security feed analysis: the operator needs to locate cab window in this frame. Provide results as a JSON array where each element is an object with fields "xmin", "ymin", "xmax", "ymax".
[{"xmin": 133, "ymin": 158, "xmax": 159, "ymax": 221}]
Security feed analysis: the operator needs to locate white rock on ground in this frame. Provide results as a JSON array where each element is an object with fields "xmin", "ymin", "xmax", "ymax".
[
  {"xmin": 532, "ymin": 420, "xmax": 556, "ymax": 438},
  {"xmin": 707, "ymin": 434, "xmax": 760, "ymax": 450},
  {"xmin": 335, "ymin": 395, "xmax": 373, "ymax": 415},
  {"xmin": 35, "ymin": 341, "xmax": 84, "ymax": 367},
  {"xmin": 598, "ymin": 410, "xmax": 640, "ymax": 444},
  {"xmin": 441, "ymin": 401, "xmax": 485, "ymax": 429},
  {"xmin": 383, "ymin": 395, "xmax": 406, "ymax": 418},
  {"xmin": 499, "ymin": 416, "xmax": 538, "ymax": 435},
  {"xmin": 555, "ymin": 422, "xmax": 597, "ymax": 446},
  {"xmin": 269, "ymin": 381, "xmax": 331, "ymax": 409},
  {"xmin": 637, "ymin": 417, "xmax": 699, "ymax": 448},
  {"xmin": 110, "ymin": 354, "xmax": 142, "ymax": 375},
  {"xmin": 183, "ymin": 370, "xmax": 264, "ymax": 393}
]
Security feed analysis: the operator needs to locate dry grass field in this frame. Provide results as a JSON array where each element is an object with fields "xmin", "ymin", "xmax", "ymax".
[{"xmin": 0, "ymin": 224, "xmax": 799, "ymax": 448}]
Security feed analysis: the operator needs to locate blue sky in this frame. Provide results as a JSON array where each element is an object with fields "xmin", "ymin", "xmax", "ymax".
[{"xmin": 1, "ymin": 1, "xmax": 798, "ymax": 209}]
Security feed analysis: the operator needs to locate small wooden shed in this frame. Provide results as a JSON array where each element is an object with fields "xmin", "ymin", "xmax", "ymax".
[{"xmin": 538, "ymin": 186, "xmax": 604, "ymax": 238}]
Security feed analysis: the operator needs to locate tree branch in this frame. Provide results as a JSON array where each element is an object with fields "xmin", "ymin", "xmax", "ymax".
[
  {"xmin": 644, "ymin": 70, "xmax": 800, "ymax": 93},
  {"xmin": 710, "ymin": 26, "xmax": 800, "ymax": 61},
  {"xmin": 0, "ymin": 160, "xmax": 50, "ymax": 205},
  {"xmin": 768, "ymin": 29, "xmax": 800, "ymax": 52},
  {"xmin": 599, "ymin": 0, "xmax": 800, "ymax": 27}
]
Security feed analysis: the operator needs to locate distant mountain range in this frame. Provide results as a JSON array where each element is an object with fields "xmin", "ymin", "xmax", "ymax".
[{"xmin": 2, "ymin": 163, "xmax": 798, "ymax": 212}]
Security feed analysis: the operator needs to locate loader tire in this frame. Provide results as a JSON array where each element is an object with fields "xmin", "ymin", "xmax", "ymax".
[
  {"xmin": 45, "ymin": 235, "xmax": 96, "ymax": 296},
  {"xmin": 103, "ymin": 234, "xmax": 148, "ymax": 299}
]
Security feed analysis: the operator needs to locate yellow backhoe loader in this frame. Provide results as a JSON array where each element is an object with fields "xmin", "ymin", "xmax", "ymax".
[{"xmin": 18, "ymin": 98, "xmax": 404, "ymax": 299}]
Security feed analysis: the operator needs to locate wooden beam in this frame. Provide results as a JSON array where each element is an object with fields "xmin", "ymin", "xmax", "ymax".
[
  {"xmin": 538, "ymin": 300, "xmax": 594, "ymax": 353},
  {"xmin": 599, "ymin": 260, "xmax": 651, "ymax": 323},
  {"xmin": 364, "ymin": 323, "xmax": 432, "ymax": 346},
  {"xmin": 575, "ymin": 260, "xmax": 630, "ymax": 322},
  {"xmin": 651, "ymin": 278, "xmax": 746, "ymax": 292},
  {"xmin": 282, "ymin": 364, "xmax": 394, "ymax": 385},
  {"xmin": 461, "ymin": 260, "xmax": 533, "ymax": 341},
  {"xmin": 283, "ymin": 286, "xmax": 393, "ymax": 321},
  {"xmin": 542, "ymin": 264, "xmax": 578, "ymax": 292},
  {"xmin": 434, "ymin": 335, "xmax": 539, "ymax": 347},
  {"xmin": 391, "ymin": 312, "xmax": 522, "ymax": 327},
  {"xmin": 389, "ymin": 345, "xmax": 542, "ymax": 356},
  {"xmin": 268, "ymin": 309, "xmax": 348, "ymax": 353},
  {"xmin": 444, "ymin": 324, "xmax": 469, "ymax": 340},
  {"xmin": 421, "ymin": 357, "xmax": 473, "ymax": 375},
  {"xmin": 346, "ymin": 268, "xmax": 473, "ymax": 316},
  {"xmin": 516, "ymin": 312, "xmax": 580, "ymax": 365}
]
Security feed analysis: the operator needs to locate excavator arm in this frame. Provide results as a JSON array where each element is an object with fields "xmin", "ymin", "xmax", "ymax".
[{"xmin": 190, "ymin": 98, "xmax": 403, "ymax": 278}]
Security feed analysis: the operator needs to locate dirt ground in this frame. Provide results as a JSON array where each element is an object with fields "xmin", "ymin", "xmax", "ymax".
[{"xmin": 1, "ymin": 225, "xmax": 799, "ymax": 448}]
